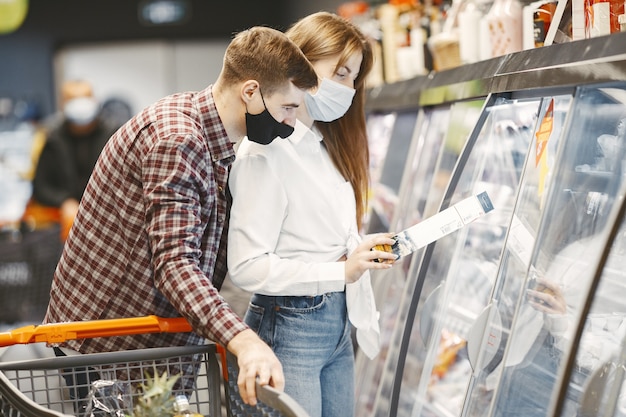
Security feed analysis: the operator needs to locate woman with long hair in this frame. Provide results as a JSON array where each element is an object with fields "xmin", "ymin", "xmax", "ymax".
[{"xmin": 228, "ymin": 12, "xmax": 397, "ymax": 417}]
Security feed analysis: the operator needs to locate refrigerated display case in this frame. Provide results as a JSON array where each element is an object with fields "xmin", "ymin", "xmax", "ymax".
[
  {"xmin": 355, "ymin": 31, "xmax": 626, "ymax": 417},
  {"xmin": 393, "ymin": 95, "xmax": 543, "ymax": 417},
  {"xmin": 355, "ymin": 99, "xmax": 485, "ymax": 417}
]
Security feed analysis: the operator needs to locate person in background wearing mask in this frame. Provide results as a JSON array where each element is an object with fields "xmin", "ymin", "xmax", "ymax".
[
  {"xmin": 43, "ymin": 26, "xmax": 318, "ymax": 407},
  {"xmin": 32, "ymin": 79, "xmax": 117, "ymax": 240},
  {"xmin": 228, "ymin": 12, "xmax": 397, "ymax": 417}
]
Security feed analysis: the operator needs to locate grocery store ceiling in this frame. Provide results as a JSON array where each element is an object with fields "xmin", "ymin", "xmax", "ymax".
[
  {"xmin": 0, "ymin": 0, "xmax": 343, "ymax": 117},
  {"xmin": 19, "ymin": 0, "xmax": 298, "ymax": 44}
]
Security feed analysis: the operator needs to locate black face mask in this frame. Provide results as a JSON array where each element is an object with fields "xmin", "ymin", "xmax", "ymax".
[{"xmin": 245, "ymin": 91, "xmax": 294, "ymax": 145}]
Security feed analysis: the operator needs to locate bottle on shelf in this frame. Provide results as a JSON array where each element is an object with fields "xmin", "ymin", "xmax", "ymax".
[
  {"xmin": 427, "ymin": 0, "xmax": 464, "ymax": 70},
  {"xmin": 458, "ymin": 0, "xmax": 494, "ymax": 63},
  {"xmin": 588, "ymin": 0, "xmax": 613, "ymax": 36},
  {"xmin": 586, "ymin": 0, "xmax": 625, "ymax": 36},
  {"xmin": 483, "ymin": 0, "xmax": 523, "ymax": 57},
  {"xmin": 173, "ymin": 395, "xmax": 202, "ymax": 417},
  {"xmin": 397, "ymin": 7, "xmax": 428, "ymax": 79},
  {"xmin": 607, "ymin": 0, "xmax": 625, "ymax": 33},
  {"xmin": 378, "ymin": 3, "xmax": 403, "ymax": 83},
  {"xmin": 522, "ymin": 0, "xmax": 557, "ymax": 48}
]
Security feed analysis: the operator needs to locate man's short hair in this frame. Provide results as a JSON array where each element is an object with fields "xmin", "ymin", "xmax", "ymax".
[{"xmin": 221, "ymin": 26, "xmax": 317, "ymax": 95}]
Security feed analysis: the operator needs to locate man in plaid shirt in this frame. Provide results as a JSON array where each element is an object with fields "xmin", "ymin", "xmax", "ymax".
[{"xmin": 43, "ymin": 26, "xmax": 317, "ymax": 406}]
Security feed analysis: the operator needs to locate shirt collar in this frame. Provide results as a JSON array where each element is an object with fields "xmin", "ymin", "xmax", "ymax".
[
  {"xmin": 195, "ymin": 85, "xmax": 235, "ymax": 168},
  {"xmin": 286, "ymin": 119, "xmax": 323, "ymax": 153}
]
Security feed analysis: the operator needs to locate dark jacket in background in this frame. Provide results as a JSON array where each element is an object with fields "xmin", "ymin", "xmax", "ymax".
[{"xmin": 32, "ymin": 119, "xmax": 117, "ymax": 207}]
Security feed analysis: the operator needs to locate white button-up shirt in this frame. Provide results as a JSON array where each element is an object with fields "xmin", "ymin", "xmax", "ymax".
[{"xmin": 228, "ymin": 120, "xmax": 380, "ymax": 358}]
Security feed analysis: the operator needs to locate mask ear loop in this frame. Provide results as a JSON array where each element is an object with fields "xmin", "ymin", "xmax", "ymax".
[
  {"xmin": 245, "ymin": 86, "xmax": 267, "ymax": 114},
  {"xmin": 258, "ymin": 88, "xmax": 268, "ymax": 110}
]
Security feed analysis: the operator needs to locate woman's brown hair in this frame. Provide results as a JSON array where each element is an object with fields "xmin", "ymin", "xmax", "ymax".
[{"xmin": 286, "ymin": 12, "xmax": 374, "ymax": 230}]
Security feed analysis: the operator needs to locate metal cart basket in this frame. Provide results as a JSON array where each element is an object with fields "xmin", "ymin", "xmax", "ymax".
[{"xmin": 0, "ymin": 316, "xmax": 310, "ymax": 417}]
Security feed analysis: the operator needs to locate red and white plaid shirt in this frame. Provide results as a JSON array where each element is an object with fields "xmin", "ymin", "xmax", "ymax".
[{"xmin": 44, "ymin": 85, "xmax": 249, "ymax": 353}]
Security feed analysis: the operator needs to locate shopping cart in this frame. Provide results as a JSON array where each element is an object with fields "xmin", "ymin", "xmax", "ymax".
[
  {"xmin": 0, "ymin": 226, "xmax": 63, "ymax": 324},
  {"xmin": 0, "ymin": 315, "xmax": 310, "ymax": 417}
]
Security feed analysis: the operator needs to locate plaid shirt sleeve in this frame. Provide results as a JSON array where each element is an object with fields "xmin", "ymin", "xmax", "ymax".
[{"xmin": 140, "ymin": 126, "xmax": 247, "ymax": 347}]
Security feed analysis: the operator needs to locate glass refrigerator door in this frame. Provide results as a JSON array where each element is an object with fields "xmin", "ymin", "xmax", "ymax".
[
  {"xmin": 489, "ymin": 83, "xmax": 626, "ymax": 417},
  {"xmin": 365, "ymin": 111, "xmax": 397, "ymax": 233},
  {"xmin": 462, "ymin": 94, "xmax": 573, "ymax": 417},
  {"xmin": 354, "ymin": 108, "xmax": 416, "ymax": 415},
  {"xmin": 356, "ymin": 107, "xmax": 433, "ymax": 417},
  {"xmin": 365, "ymin": 110, "xmax": 419, "ymax": 234},
  {"xmin": 392, "ymin": 100, "xmax": 485, "ymax": 233},
  {"xmin": 393, "ymin": 96, "xmax": 542, "ymax": 417},
  {"xmin": 368, "ymin": 112, "xmax": 397, "ymax": 193},
  {"xmin": 356, "ymin": 100, "xmax": 485, "ymax": 417},
  {"xmin": 555, "ymin": 192, "xmax": 626, "ymax": 417},
  {"xmin": 544, "ymin": 85, "xmax": 626, "ymax": 417},
  {"xmin": 365, "ymin": 99, "xmax": 485, "ymax": 417}
]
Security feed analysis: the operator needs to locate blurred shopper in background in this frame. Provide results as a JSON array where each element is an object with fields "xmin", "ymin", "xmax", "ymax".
[
  {"xmin": 43, "ymin": 26, "xmax": 317, "ymax": 407},
  {"xmin": 31, "ymin": 79, "xmax": 119, "ymax": 240},
  {"xmin": 228, "ymin": 12, "xmax": 396, "ymax": 417}
]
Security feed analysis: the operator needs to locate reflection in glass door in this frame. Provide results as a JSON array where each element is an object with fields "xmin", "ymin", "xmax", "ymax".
[
  {"xmin": 545, "ymin": 85, "xmax": 626, "ymax": 417},
  {"xmin": 490, "ymin": 84, "xmax": 626, "ymax": 417},
  {"xmin": 555, "ymin": 197, "xmax": 626, "ymax": 417}
]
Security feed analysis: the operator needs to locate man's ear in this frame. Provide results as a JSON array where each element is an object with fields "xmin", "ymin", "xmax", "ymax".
[{"xmin": 241, "ymin": 80, "xmax": 260, "ymax": 105}]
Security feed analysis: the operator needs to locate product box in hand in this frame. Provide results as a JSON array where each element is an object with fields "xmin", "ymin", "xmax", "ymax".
[{"xmin": 375, "ymin": 191, "xmax": 494, "ymax": 262}]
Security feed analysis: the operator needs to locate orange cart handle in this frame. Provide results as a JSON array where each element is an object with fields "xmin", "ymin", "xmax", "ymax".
[{"xmin": 0, "ymin": 315, "xmax": 193, "ymax": 347}]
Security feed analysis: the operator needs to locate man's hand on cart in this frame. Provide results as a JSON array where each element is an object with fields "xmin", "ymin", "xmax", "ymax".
[{"xmin": 227, "ymin": 329, "xmax": 285, "ymax": 406}]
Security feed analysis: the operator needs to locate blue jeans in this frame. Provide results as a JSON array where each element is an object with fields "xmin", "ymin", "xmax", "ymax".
[
  {"xmin": 244, "ymin": 291, "xmax": 355, "ymax": 417},
  {"xmin": 494, "ymin": 331, "xmax": 562, "ymax": 417}
]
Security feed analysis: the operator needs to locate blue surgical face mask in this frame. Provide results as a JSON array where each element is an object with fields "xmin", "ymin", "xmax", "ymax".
[
  {"xmin": 245, "ymin": 90, "xmax": 294, "ymax": 145},
  {"xmin": 304, "ymin": 78, "xmax": 356, "ymax": 122}
]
